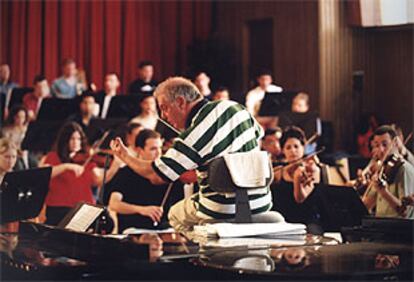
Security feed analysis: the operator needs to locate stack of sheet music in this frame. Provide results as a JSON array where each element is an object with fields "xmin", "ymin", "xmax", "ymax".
[{"xmin": 193, "ymin": 222, "xmax": 306, "ymax": 238}]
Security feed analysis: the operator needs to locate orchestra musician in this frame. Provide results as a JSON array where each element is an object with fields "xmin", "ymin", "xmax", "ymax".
[
  {"xmin": 39, "ymin": 122, "xmax": 121, "ymax": 225},
  {"xmin": 271, "ymin": 126, "xmax": 325, "ymax": 234},
  {"xmin": 361, "ymin": 125, "xmax": 414, "ymax": 218},
  {"xmin": 0, "ymin": 138, "xmax": 19, "ymax": 232},
  {"xmin": 108, "ymin": 129, "xmax": 166, "ymax": 232},
  {"xmin": 110, "ymin": 77, "xmax": 276, "ymax": 235}
]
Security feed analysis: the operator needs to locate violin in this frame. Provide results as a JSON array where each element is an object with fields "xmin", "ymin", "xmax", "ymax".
[
  {"xmin": 377, "ymin": 153, "xmax": 404, "ymax": 187},
  {"xmin": 362, "ymin": 137, "xmax": 404, "ymax": 199},
  {"xmin": 274, "ymin": 147, "xmax": 325, "ymax": 175},
  {"xmin": 71, "ymin": 150, "xmax": 113, "ymax": 167},
  {"xmin": 71, "ymin": 131, "xmax": 113, "ymax": 167}
]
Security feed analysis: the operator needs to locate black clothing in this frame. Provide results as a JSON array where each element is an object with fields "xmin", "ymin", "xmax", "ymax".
[
  {"xmin": 108, "ymin": 166, "xmax": 183, "ymax": 232},
  {"xmin": 271, "ymin": 179, "xmax": 325, "ymax": 234},
  {"xmin": 128, "ymin": 79, "xmax": 157, "ymax": 96},
  {"xmin": 66, "ymin": 113, "xmax": 96, "ymax": 133}
]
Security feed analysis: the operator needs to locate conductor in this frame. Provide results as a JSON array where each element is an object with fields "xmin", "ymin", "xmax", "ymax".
[{"xmin": 110, "ymin": 77, "xmax": 276, "ymax": 234}]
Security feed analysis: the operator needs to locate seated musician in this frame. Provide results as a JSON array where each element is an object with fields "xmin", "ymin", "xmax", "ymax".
[
  {"xmin": 393, "ymin": 124, "xmax": 414, "ymax": 166},
  {"xmin": 108, "ymin": 129, "xmax": 166, "ymax": 233},
  {"xmin": 362, "ymin": 125, "xmax": 414, "ymax": 218},
  {"xmin": 110, "ymin": 77, "xmax": 276, "ymax": 235},
  {"xmin": 130, "ymin": 94, "xmax": 159, "ymax": 130},
  {"xmin": 67, "ymin": 92, "xmax": 98, "ymax": 131},
  {"xmin": 0, "ymin": 138, "xmax": 18, "ymax": 232},
  {"xmin": 39, "ymin": 122, "xmax": 121, "ymax": 225},
  {"xmin": 272, "ymin": 126, "xmax": 325, "ymax": 234},
  {"xmin": 261, "ymin": 127, "xmax": 283, "ymax": 165}
]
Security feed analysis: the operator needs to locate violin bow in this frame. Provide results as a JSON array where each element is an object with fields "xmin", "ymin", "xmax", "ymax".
[
  {"xmin": 273, "ymin": 147, "xmax": 325, "ymax": 172},
  {"xmin": 83, "ymin": 130, "xmax": 110, "ymax": 167}
]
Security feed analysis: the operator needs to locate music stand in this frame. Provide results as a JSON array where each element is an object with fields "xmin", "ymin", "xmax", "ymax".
[
  {"xmin": 85, "ymin": 118, "xmax": 128, "ymax": 148},
  {"xmin": 317, "ymin": 184, "xmax": 368, "ymax": 231},
  {"xmin": 278, "ymin": 111, "xmax": 320, "ymax": 139},
  {"xmin": 258, "ymin": 91, "xmax": 298, "ymax": 116},
  {"xmin": 21, "ymin": 120, "xmax": 64, "ymax": 152},
  {"xmin": 0, "ymin": 167, "xmax": 52, "ymax": 224},
  {"xmin": 37, "ymin": 98, "xmax": 79, "ymax": 121},
  {"xmin": 106, "ymin": 96, "xmax": 141, "ymax": 119},
  {"xmin": 57, "ymin": 202, "xmax": 105, "ymax": 232},
  {"xmin": 7, "ymin": 87, "xmax": 34, "ymax": 110}
]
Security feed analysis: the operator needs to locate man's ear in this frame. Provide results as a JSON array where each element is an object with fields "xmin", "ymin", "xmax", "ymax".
[{"xmin": 176, "ymin": 96, "xmax": 186, "ymax": 110}]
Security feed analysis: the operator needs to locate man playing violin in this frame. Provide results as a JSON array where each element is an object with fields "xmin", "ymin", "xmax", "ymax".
[{"xmin": 362, "ymin": 125, "xmax": 414, "ymax": 218}]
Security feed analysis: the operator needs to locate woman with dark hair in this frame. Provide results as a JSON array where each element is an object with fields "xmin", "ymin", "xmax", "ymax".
[
  {"xmin": 1, "ymin": 105, "xmax": 29, "ymax": 148},
  {"xmin": 272, "ymin": 126, "xmax": 325, "ymax": 234},
  {"xmin": 39, "ymin": 122, "xmax": 121, "ymax": 225}
]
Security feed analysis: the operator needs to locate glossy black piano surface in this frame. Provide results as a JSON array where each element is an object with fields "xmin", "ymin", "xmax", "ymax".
[{"xmin": 1, "ymin": 221, "xmax": 413, "ymax": 281}]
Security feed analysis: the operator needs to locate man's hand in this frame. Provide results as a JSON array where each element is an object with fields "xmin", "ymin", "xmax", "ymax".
[
  {"xmin": 137, "ymin": 206, "xmax": 163, "ymax": 223},
  {"xmin": 110, "ymin": 137, "xmax": 129, "ymax": 160}
]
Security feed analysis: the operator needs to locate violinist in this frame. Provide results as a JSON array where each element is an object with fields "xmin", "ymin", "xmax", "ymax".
[
  {"xmin": 393, "ymin": 124, "xmax": 414, "ymax": 166},
  {"xmin": 362, "ymin": 125, "xmax": 414, "ymax": 218},
  {"xmin": 271, "ymin": 126, "xmax": 325, "ymax": 234},
  {"xmin": 39, "ymin": 122, "xmax": 121, "ymax": 225}
]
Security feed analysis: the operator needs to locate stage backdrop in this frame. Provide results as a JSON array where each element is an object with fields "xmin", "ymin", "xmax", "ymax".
[{"xmin": 0, "ymin": 0, "xmax": 211, "ymax": 93}]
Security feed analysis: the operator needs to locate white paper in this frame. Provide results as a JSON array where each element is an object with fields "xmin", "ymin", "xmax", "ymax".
[{"xmin": 65, "ymin": 204, "xmax": 103, "ymax": 232}]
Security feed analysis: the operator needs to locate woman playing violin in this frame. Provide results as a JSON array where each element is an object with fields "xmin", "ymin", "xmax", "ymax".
[
  {"xmin": 271, "ymin": 126, "xmax": 325, "ymax": 234},
  {"xmin": 39, "ymin": 122, "xmax": 121, "ymax": 225},
  {"xmin": 362, "ymin": 125, "xmax": 414, "ymax": 218}
]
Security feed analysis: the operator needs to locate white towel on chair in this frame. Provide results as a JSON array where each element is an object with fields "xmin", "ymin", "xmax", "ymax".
[{"xmin": 223, "ymin": 151, "xmax": 270, "ymax": 187}]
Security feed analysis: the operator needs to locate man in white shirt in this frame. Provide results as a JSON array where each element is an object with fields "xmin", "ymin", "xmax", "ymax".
[
  {"xmin": 95, "ymin": 73, "xmax": 120, "ymax": 119},
  {"xmin": 245, "ymin": 69, "xmax": 283, "ymax": 116}
]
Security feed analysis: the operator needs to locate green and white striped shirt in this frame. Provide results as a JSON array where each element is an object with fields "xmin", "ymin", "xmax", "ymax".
[{"xmin": 152, "ymin": 99, "xmax": 272, "ymax": 219}]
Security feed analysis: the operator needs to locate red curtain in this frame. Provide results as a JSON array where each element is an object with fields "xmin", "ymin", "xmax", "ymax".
[{"xmin": 0, "ymin": 0, "xmax": 212, "ymax": 93}]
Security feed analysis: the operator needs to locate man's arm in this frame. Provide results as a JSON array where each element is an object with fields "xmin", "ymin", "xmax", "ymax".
[
  {"xmin": 110, "ymin": 137, "xmax": 166, "ymax": 185},
  {"xmin": 108, "ymin": 192, "xmax": 163, "ymax": 223}
]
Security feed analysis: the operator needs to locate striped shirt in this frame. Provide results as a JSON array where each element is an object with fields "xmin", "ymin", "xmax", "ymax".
[{"xmin": 152, "ymin": 99, "xmax": 272, "ymax": 219}]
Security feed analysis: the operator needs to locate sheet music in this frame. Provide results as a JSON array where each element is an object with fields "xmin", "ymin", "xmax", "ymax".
[
  {"xmin": 65, "ymin": 204, "xmax": 103, "ymax": 232},
  {"xmin": 194, "ymin": 222, "xmax": 306, "ymax": 238},
  {"xmin": 122, "ymin": 227, "xmax": 175, "ymax": 235}
]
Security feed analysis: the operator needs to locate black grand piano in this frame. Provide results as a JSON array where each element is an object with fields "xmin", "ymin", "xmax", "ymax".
[{"xmin": 1, "ymin": 219, "xmax": 413, "ymax": 281}]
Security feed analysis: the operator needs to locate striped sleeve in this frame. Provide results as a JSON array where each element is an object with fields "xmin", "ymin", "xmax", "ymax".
[{"xmin": 152, "ymin": 139, "xmax": 202, "ymax": 182}]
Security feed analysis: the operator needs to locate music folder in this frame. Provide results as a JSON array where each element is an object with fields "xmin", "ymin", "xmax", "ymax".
[
  {"xmin": 21, "ymin": 120, "xmax": 64, "ymax": 152},
  {"xmin": 58, "ymin": 202, "xmax": 105, "ymax": 233},
  {"xmin": 85, "ymin": 118, "xmax": 127, "ymax": 148},
  {"xmin": 37, "ymin": 97, "xmax": 79, "ymax": 121},
  {"xmin": 155, "ymin": 119, "xmax": 180, "ymax": 141},
  {"xmin": 278, "ymin": 111, "xmax": 320, "ymax": 139},
  {"xmin": 258, "ymin": 91, "xmax": 298, "ymax": 116},
  {"xmin": 317, "ymin": 184, "xmax": 369, "ymax": 231},
  {"xmin": 106, "ymin": 95, "xmax": 141, "ymax": 119},
  {"xmin": 0, "ymin": 167, "xmax": 52, "ymax": 224}
]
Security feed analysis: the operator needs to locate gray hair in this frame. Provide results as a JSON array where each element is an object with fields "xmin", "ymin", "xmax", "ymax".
[{"xmin": 154, "ymin": 77, "xmax": 202, "ymax": 103}]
